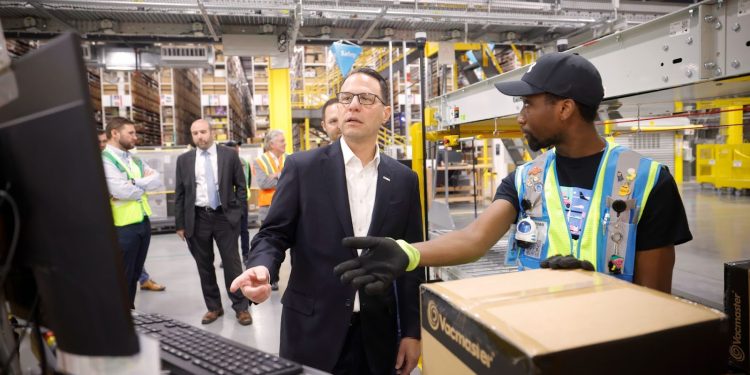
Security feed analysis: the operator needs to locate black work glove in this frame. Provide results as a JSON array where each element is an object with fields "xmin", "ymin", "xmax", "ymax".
[
  {"xmin": 540, "ymin": 255, "xmax": 595, "ymax": 271},
  {"xmin": 333, "ymin": 237, "xmax": 411, "ymax": 295}
]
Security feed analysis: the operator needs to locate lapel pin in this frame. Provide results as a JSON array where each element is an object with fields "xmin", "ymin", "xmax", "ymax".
[{"xmin": 383, "ymin": 176, "xmax": 391, "ymax": 182}]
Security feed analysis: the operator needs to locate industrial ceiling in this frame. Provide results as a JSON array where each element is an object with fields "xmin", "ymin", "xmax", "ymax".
[{"xmin": 0, "ymin": 0, "xmax": 690, "ymax": 46}]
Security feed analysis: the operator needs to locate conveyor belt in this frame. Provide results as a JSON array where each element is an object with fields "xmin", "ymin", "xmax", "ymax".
[{"xmin": 429, "ymin": 230, "xmax": 518, "ymax": 281}]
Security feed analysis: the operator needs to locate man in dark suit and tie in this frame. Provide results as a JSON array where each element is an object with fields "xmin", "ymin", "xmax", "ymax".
[
  {"xmin": 231, "ymin": 68, "xmax": 423, "ymax": 375},
  {"xmin": 175, "ymin": 119, "xmax": 252, "ymax": 326}
]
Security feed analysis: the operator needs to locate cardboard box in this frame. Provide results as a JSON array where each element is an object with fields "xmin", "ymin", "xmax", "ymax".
[
  {"xmin": 726, "ymin": 261, "xmax": 750, "ymax": 372},
  {"xmin": 421, "ymin": 269, "xmax": 725, "ymax": 375}
]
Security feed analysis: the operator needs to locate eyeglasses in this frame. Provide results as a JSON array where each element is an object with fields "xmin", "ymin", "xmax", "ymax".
[{"xmin": 337, "ymin": 92, "xmax": 386, "ymax": 106}]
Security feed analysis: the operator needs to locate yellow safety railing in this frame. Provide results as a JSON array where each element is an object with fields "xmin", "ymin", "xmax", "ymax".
[
  {"xmin": 302, "ymin": 75, "xmax": 331, "ymax": 109},
  {"xmin": 378, "ymin": 127, "xmax": 407, "ymax": 148}
]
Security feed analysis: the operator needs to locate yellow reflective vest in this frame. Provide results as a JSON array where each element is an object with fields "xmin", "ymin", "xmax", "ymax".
[
  {"xmin": 507, "ymin": 141, "xmax": 661, "ymax": 282},
  {"xmin": 102, "ymin": 149, "xmax": 152, "ymax": 227}
]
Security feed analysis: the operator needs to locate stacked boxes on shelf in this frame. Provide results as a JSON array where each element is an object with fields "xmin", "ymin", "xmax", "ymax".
[
  {"xmin": 302, "ymin": 46, "xmax": 329, "ymax": 109},
  {"xmin": 159, "ymin": 68, "xmax": 176, "ymax": 145},
  {"xmin": 87, "ymin": 68, "xmax": 102, "ymax": 127},
  {"xmin": 101, "ymin": 69, "xmax": 132, "ymax": 127},
  {"xmin": 173, "ymin": 69, "xmax": 201, "ymax": 145},
  {"xmin": 201, "ymin": 66, "xmax": 230, "ymax": 141},
  {"xmin": 496, "ymin": 46, "xmax": 524, "ymax": 72},
  {"xmin": 227, "ymin": 56, "xmax": 250, "ymax": 142},
  {"xmin": 251, "ymin": 56, "xmax": 270, "ymax": 133},
  {"xmin": 4, "ymin": 39, "xmax": 37, "ymax": 59},
  {"xmin": 427, "ymin": 55, "xmax": 454, "ymax": 99},
  {"xmin": 101, "ymin": 70, "xmax": 161, "ymax": 146},
  {"xmin": 199, "ymin": 44, "xmax": 233, "ymax": 141},
  {"xmin": 130, "ymin": 71, "xmax": 161, "ymax": 146}
]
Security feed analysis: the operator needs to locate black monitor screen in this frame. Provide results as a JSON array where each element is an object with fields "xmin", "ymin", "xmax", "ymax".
[{"xmin": 0, "ymin": 33, "xmax": 139, "ymax": 356}]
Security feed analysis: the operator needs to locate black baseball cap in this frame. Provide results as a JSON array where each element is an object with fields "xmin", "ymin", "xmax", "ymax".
[{"xmin": 494, "ymin": 53, "xmax": 604, "ymax": 108}]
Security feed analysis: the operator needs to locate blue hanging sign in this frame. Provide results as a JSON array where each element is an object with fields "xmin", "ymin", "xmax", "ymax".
[{"xmin": 330, "ymin": 41, "xmax": 362, "ymax": 77}]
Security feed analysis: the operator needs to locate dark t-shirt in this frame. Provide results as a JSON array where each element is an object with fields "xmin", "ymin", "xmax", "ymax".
[{"xmin": 494, "ymin": 151, "xmax": 693, "ymax": 251}]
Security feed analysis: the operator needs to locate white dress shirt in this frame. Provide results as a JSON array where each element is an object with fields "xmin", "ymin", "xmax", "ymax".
[
  {"xmin": 341, "ymin": 137, "xmax": 380, "ymax": 312},
  {"xmin": 102, "ymin": 144, "xmax": 161, "ymax": 201},
  {"xmin": 194, "ymin": 143, "xmax": 220, "ymax": 208}
]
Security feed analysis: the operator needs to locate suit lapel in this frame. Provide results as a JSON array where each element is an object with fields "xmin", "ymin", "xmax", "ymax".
[
  {"xmin": 187, "ymin": 149, "xmax": 197, "ymax": 187},
  {"xmin": 215, "ymin": 145, "xmax": 224, "ymax": 183},
  {"xmin": 322, "ymin": 142, "xmax": 355, "ymax": 246},
  {"xmin": 367, "ymin": 154, "xmax": 392, "ymax": 237}
]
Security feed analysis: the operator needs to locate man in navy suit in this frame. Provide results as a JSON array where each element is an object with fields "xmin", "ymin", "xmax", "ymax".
[
  {"xmin": 175, "ymin": 119, "xmax": 252, "ymax": 326},
  {"xmin": 231, "ymin": 68, "xmax": 423, "ymax": 375}
]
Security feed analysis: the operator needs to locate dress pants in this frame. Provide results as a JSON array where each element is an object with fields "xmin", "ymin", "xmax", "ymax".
[
  {"xmin": 187, "ymin": 207, "xmax": 248, "ymax": 313},
  {"xmin": 115, "ymin": 217, "xmax": 151, "ymax": 308},
  {"xmin": 240, "ymin": 208, "xmax": 250, "ymax": 264},
  {"xmin": 332, "ymin": 313, "xmax": 379, "ymax": 375}
]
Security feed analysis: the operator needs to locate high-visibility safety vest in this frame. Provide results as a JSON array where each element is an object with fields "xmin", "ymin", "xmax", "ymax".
[
  {"xmin": 507, "ymin": 141, "xmax": 661, "ymax": 282},
  {"xmin": 255, "ymin": 152, "xmax": 286, "ymax": 207},
  {"xmin": 241, "ymin": 158, "xmax": 251, "ymax": 197},
  {"xmin": 102, "ymin": 149, "xmax": 152, "ymax": 227}
]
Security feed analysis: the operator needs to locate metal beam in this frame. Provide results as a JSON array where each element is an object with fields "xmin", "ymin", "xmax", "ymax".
[
  {"xmin": 0, "ymin": 1, "xmax": 687, "ymax": 45},
  {"xmin": 358, "ymin": 6, "xmax": 388, "ymax": 43},
  {"xmin": 28, "ymin": 1, "xmax": 78, "ymax": 32},
  {"xmin": 427, "ymin": 0, "xmax": 750, "ymax": 129},
  {"xmin": 196, "ymin": 0, "xmax": 219, "ymax": 42},
  {"xmin": 288, "ymin": 1, "xmax": 302, "ymax": 56}
]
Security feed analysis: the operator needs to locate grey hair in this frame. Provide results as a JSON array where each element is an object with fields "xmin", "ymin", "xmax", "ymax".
[{"xmin": 264, "ymin": 129, "xmax": 284, "ymax": 151}]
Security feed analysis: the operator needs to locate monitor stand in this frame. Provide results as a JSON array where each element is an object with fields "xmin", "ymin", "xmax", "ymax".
[{"xmin": 57, "ymin": 333, "xmax": 160, "ymax": 375}]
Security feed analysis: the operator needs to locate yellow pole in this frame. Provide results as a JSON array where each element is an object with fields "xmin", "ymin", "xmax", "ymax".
[
  {"xmin": 410, "ymin": 122, "xmax": 426, "ymax": 226},
  {"xmin": 674, "ymin": 132, "xmax": 683, "ymax": 184},
  {"xmin": 722, "ymin": 105, "xmax": 744, "ymax": 144},
  {"xmin": 304, "ymin": 118, "xmax": 310, "ymax": 151},
  {"xmin": 604, "ymin": 119, "xmax": 613, "ymax": 137},
  {"xmin": 452, "ymin": 62, "xmax": 458, "ymax": 92},
  {"xmin": 269, "ymin": 67, "xmax": 293, "ymax": 153},
  {"xmin": 482, "ymin": 139, "xmax": 490, "ymax": 201}
]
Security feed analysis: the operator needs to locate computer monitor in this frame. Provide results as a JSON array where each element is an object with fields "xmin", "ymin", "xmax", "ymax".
[{"xmin": 0, "ymin": 33, "xmax": 139, "ymax": 357}]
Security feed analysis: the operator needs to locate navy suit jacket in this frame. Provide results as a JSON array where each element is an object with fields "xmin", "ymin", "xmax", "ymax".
[{"xmin": 247, "ymin": 141, "xmax": 424, "ymax": 373}]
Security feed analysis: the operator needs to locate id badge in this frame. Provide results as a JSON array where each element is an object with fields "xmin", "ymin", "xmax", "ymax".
[
  {"xmin": 523, "ymin": 220, "xmax": 547, "ymax": 259},
  {"xmin": 505, "ymin": 227, "xmax": 520, "ymax": 266}
]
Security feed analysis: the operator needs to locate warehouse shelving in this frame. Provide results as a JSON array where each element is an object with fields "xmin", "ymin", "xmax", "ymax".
[
  {"xmin": 159, "ymin": 68, "xmax": 203, "ymax": 146},
  {"xmin": 100, "ymin": 70, "xmax": 161, "ymax": 146},
  {"xmin": 130, "ymin": 71, "xmax": 161, "ymax": 146},
  {"xmin": 200, "ymin": 47, "xmax": 230, "ymax": 142},
  {"xmin": 226, "ymin": 55, "xmax": 251, "ymax": 142},
  {"xmin": 87, "ymin": 67, "xmax": 102, "ymax": 127},
  {"xmin": 250, "ymin": 56, "xmax": 270, "ymax": 135},
  {"xmin": 158, "ymin": 69, "xmax": 176, "ymax": 145}
]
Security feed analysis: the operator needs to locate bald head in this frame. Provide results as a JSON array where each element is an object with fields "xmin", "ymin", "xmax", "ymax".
[{"xmin": 191, "ymin": 119, "xmax": 213, "ymax": 150}]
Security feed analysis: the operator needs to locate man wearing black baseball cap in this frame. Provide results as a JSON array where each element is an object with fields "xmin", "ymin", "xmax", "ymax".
[{"xmin": 335, "ymin": 52, "xmax": 692, "ymax": 295}]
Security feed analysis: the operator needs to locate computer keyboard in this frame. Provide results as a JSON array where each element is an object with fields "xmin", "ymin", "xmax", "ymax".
[{"xmin": 132, "ymin": 311, "xmax": 303, "ymax": 375}]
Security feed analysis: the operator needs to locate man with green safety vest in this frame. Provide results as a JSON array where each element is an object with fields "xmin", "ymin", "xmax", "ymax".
[
  {"xmin": 335, "ymin": 53, "xmax": 692, "ymax": 295},
  {"xmin": 225, "ymin": 140, "xmax": 251, "ymax": 265},
  {"xmin": 102, "ymin": 117, "xmax": 161, "ymax": 307}
]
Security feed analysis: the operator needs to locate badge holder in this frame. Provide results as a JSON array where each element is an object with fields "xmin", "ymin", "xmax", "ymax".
[
  {"xmin": 607, "ymin": 199, "xmax": 632, "ymax": 275},
  {"xmin": 515, "ymin": 199, "xmax": 538, "ymax": 249}
]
